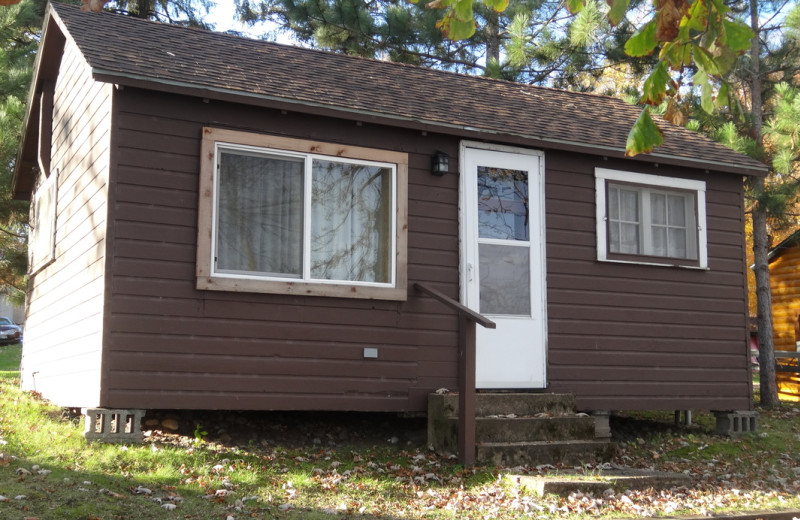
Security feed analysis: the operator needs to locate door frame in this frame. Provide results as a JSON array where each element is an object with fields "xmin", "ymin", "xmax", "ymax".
[{"xmin": 458, "ymin": 140, "xmax": 548, "ymax": 388}]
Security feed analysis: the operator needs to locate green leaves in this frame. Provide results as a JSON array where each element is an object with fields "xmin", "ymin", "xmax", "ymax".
[
  {"xmin": 721, "ymin": 19, "xmax": 755, "ymax": 53},
  {"xmin": 765, "ymin": 82, "xmax": 800, "ymax": 176},
  {"xmin": 483, "ymin": 0, "xmax": 509, "ymax": 12},
  {"xmin": 565, "ymin": 0, "xmax": 585, "ymax": 15},
  {"xmin": 607, "ymin": 0, "xmax": 630, "ymax": 26},
  {"xmin": 626, "ymin": 107, "xmax": 664, "ymax": 156},
  {"xmin": 639, "ymin": 61, "xmax": 671, "ymax": 105},
  {"xmin": 569, "ymin": 0, "xmax": 602, "ymax": 47},
  {"xmin": 416, "ymin": 0, "xmax": 758, "ymax": 157},
  {"xmin": 693, "ymin": 70, "xmax": 713, "ymax": 114},
  {"xmin": 624, "ymin": 21, "xmax": 657, "ymax": 57},
  {"xmin": 420, "ymin": 0, "xmax": 516, "ymax": 40}
]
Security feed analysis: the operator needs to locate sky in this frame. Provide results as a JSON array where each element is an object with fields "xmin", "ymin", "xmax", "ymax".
[{"xmin": 205, "ymin": 1, "xmax": 285, "ymax": 41}]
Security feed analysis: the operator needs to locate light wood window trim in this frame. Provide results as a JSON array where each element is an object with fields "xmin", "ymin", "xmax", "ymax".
[{"xmin": 197, "ymin": 127, "xmax": 408, "ymax": 300}]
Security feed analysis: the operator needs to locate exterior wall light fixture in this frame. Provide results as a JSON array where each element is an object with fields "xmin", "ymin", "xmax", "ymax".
[{"xmin": 431, "ymin": 151, "xmax": 449, "ymax": 176}]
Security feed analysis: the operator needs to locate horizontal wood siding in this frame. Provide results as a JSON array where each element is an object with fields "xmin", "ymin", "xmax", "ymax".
[
  {"xmin": 545, "ymin": 152, "xmax": 752, "ymax": 411},
  {"xmin": 106, "ymin": 89, "xmax": 460, "ymax": 411},
  {"xmin": 770, "ymin": 245, "xmax": 800, "ymax": 353},
  {"xmin": 104, "ymin": 88, "xmax": 750, "ymax": 413},
  {"xmin": 21, "ymin": 40, "xmax": 110, "ymax": 407}
]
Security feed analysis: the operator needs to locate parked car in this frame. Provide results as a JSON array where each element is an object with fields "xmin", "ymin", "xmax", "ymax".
[{"xmin": 0, "ymin": 317, "xmax": 22, "ymax": 345}]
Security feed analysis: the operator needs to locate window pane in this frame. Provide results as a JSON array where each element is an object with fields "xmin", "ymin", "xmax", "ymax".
[
  {"xmin": 609, "ymin": 221, "xmax": 620, "ymax": 252},
  {"xmin": 477, "ymin": 166, "xmax": 529, "ymax": 240},
  {"xmin": 651, "ymin": 193, "xmax": 666, "ymax": 225},
  {"xmin": 608, "ymin": 186, "xmax": 619, "ymax": 220},
  {"xmin": 216, "ymin": 150, "xmax": 304, "ymax": 277},
  {"xmin": 619, "ymin": 223, "xmax": 640, "ymax": 254},
  {"xmin": 651, "ymin": 226, "xmax": 667, "ymax": 257},
  {"xmin": 311, "ymin": 160, "xmax": 392, "ymax": 283},
  {"xmin": 668, "ymin": 194, "xmax": 686, "ymax": 226},
  {"xmin": 479, "ymin": 244, "xmax": 530, "ymax": 315},
  {"xmin": 619, "ymin": 189, "xmax": 639, "ymax": 221},
  {"xmin": 669, "ymin": 228, "xmax": 688, "ymax": 258}
]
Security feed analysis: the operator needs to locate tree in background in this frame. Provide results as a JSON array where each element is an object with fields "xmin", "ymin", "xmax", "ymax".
[
  {"xmin": 0, "ymin": 0, "xmax": 213, "ymax": 306},
  {"xmin": 107, "ymin": 0, "xmax": 213, "ymax": 27},
  {"xmin": 683, "ymin": 0, "xmax": 798, "ymax": 407},
  {"xmin": 233, "ymin": 0, "xmax": 646, "ymax": 85},
  {"xmin": 0, "ymin": 0, "xmax": 48, "ymax": 305}
]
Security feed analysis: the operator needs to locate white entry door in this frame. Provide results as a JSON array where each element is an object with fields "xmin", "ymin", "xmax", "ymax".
[{"xmin": 460, "ymin": 143, "xmax": 547, "ymax": 388}]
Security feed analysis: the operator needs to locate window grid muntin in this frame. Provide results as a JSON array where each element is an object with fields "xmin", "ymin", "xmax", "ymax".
[
  {"xmin": 212, "ymin": 142, "xmax": 397, "ymax": 288},
  {"xmin": 607, "ymin": 181, "xmax": 698, "ymax": 261}
]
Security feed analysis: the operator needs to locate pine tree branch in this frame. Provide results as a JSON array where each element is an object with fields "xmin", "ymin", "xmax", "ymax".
[{"xmin": 0, "ymin": 225, "xmax": 25, "ymax": 239}]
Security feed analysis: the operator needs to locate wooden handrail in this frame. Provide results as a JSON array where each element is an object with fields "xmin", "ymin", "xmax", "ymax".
[
  {"xmin": 414, "ymin": 282, "xmax": 495, "ymax": 466},
  {"xmin": 413, "ymin": 283, "xmax": 496, "ymax": 329}
]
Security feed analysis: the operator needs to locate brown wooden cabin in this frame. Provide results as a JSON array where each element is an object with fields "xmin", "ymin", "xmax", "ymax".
[
  {"xmin": 14, "ymin": 3, "xmax": 766, "ymax": 416},
  {"xmin": 767, "ymin": 230, "xmax": 800, "ymax": 400}
]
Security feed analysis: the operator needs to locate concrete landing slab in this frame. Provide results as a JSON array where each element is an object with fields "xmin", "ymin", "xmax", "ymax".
[
  {"xmin": 510, "ymin": 467, "xmax": 692, "ymax": 496},
  {"xmin": 623, "ymin": 510, "xmax": 800, "ymax": 520}
]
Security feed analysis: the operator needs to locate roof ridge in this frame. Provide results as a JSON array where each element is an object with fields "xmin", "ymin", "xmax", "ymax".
[
  {"xmin": 46, "ymin": 1, "xmax": 766, "ymax": 175},
  {"xmin": 48, "ymin": 2, "xmax": 633, "ymax": 105}
]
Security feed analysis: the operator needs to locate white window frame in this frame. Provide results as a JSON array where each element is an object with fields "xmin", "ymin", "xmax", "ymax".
[
  {"xmin": 595, "ymin": 168, "xmax": 708, "ymax": 269},
  {"xmin": 197, "ymin": 128, "xmax": 408, "ymax": 300}
]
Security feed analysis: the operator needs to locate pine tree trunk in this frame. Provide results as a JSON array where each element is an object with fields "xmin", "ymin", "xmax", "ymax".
[
  {"xmin": 485, "ymin": 10, "xmax": 500, "ymax": 65},
  {"xmin": 753, "ymin": 198, "xmax": 779, "ymax": 407},
  {"xmin": 750, "ymin": 0, "xmax": 780, "ymax": 407}
]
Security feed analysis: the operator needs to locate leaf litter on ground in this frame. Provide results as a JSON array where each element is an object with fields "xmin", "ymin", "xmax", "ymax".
[{"xmin": 2, "ymin": 366, "xmax": 800, "ymax": 518}]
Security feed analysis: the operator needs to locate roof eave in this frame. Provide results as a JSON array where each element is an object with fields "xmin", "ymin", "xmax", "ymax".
[
  {"xmin": 767, "ymin": 229, "xmax": 800, "ymax": 262},
  {"xmin": 12, "ymin": 5, "xmax": 67, "ymax": 200},
  {"xmin": 93, "ymin": 69, "xmax": 769, "ymax": 178}
]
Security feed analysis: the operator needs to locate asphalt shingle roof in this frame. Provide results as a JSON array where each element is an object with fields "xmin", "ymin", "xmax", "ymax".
[{"xmin": 48, "ymin": 2, "xmax": 766, "ymax": 175}]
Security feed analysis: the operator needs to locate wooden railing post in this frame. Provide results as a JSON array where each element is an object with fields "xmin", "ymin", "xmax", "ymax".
[
  {"xmin": 413, "ymin": 283, "xmax": 494, "ymax": 467},
  {"xmin": 458, "ymin": 315, "xmax": 476, "ymax": 466}
]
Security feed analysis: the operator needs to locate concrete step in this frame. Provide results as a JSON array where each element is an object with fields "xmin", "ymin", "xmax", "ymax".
[
  {"xmin": 510, "ymin": 468, "xmax": 692, "ymax": 496},
  {"xmin": 432, "ymin": 415, "xmax": 596, "ymax": 453},
  {"xmin": 429, "ymin": 392, "xmax": 577, "ymax": 419},
  {"xmin": 476, "ymin": 439, "xmax": 616, "ymax": 468},
  {"xmin": 475, "ymin": 415, "xmax": 596, "ymax": 443}
]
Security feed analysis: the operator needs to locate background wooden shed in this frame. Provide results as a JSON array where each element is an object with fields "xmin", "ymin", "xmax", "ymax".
[
  {"xmin": 13, "ymin": 3, "xmax": 766, "ymax": 417},
  {"xmin": 767, "ymin": 230, "xmax": 800, "ymax": 399}
]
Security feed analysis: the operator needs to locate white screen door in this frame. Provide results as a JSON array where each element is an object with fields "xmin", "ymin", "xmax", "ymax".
[{"xmin": 460, "ymin": 143, "xmax": 547, "ymax": 388}]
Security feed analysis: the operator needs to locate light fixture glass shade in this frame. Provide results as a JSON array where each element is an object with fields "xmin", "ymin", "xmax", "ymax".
[{"xmin": 431, "ymin": 152, "xmax": 449, "ymax": 175}]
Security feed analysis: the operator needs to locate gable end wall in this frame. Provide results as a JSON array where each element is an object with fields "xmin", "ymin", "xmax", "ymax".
[{"xmin": 20, "ymin": 38, "xmax": 111, "ymax": 407}]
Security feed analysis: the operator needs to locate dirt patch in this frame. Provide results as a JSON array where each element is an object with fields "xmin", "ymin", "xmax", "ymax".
[{"xmin": 141, "ymin": 409, "xmax": 428, "ymax": 452}]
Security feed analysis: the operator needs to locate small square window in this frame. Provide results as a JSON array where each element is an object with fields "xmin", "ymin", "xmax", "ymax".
[
  {"xmin": 197, "ymin": 128, "xmax": 408, "ymax": 300},
  {"xmin": 596, "ymin": 168, "xmax": 707, "ymax": 269}
]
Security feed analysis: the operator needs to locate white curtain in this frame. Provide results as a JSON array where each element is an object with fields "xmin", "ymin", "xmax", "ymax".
[{"xmin": 216, "ymin": 150, "xmax": 304, "ymax": 277}]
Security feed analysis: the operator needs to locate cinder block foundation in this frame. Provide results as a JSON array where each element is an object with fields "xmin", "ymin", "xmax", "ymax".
[
  {"xmin": 591, "ymin": 410, "xmax": 611, "ymax": 439},
  {"xmin": 82, "ymin": 408, "xmax": 145, "ymax": 443},
  {"xmin": 713, "ymin": 410, "xmax": 759, "ymax": 437}
]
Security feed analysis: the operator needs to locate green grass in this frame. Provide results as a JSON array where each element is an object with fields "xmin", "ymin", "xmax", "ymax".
[
  {"xmin": 0, "ymin": 343, "xmax": 21, "ymax": 378},
  {"xmin": 3, "ymin": 363, "xmax": 800, "ymax": 518},
  {"xmin": 0, "ymin": 374, "xmax": 498, "ymax": 519}
]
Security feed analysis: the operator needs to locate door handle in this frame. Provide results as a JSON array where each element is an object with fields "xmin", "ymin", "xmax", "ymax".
[{"xmin": 467, "ymin": 262, "xmax": 474, "ymax": 282}]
